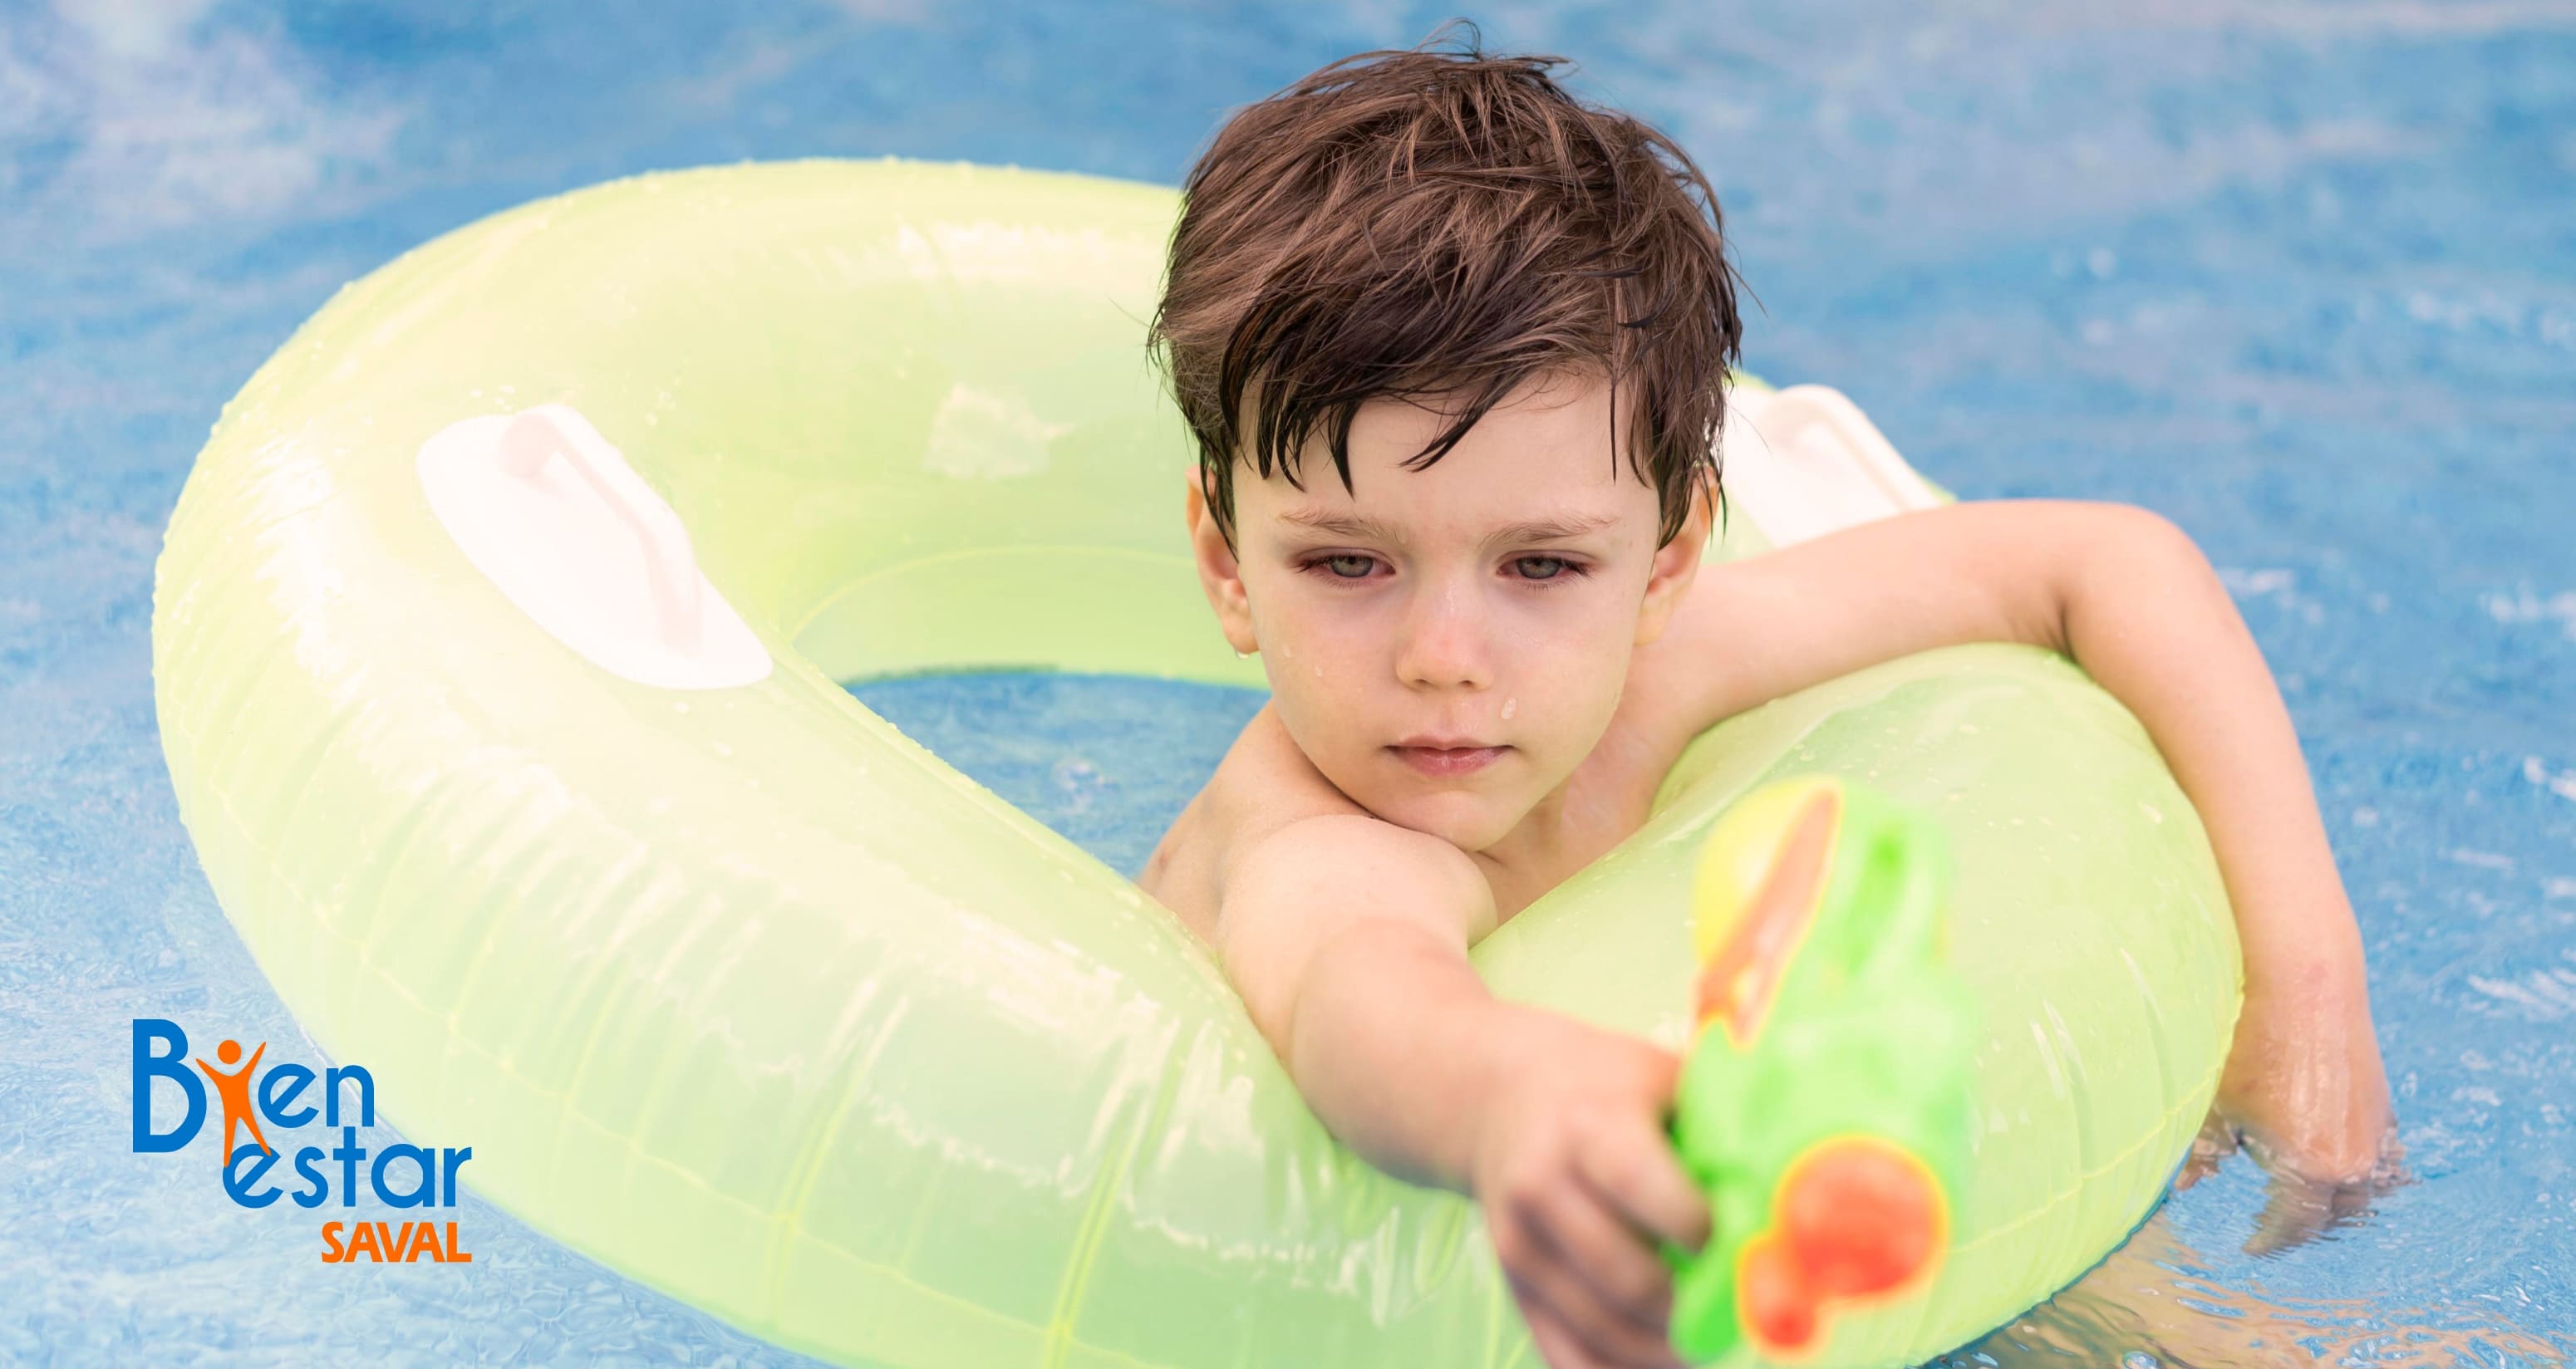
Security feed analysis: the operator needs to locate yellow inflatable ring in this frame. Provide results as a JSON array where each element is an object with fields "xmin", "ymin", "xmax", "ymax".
[{"xmin": 151, "ymin": 159, "xmax": 2239, "ymax": 1368}]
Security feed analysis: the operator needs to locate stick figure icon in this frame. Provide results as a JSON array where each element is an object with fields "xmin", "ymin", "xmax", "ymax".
[{"xmin": 194, "ymin": 1038, "xmax": 273, "ymax": 1165}]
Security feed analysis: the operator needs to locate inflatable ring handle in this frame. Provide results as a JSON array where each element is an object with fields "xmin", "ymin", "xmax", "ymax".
[
  {"xmin": 1753, "ymin": 387, "xmax": 1943, "ymax": 521},
  {"xmin": 497, "ymin": 404, "xmax": 705, "ymax": 651}
]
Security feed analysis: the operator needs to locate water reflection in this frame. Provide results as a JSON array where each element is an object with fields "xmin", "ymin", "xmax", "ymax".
[{"xmin": 1955, "ymin": 1176, "xmax": 2559, "ymax": 1368}]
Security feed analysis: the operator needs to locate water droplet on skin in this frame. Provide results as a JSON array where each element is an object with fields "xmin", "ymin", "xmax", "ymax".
[{"xmin": 1502, "ymin": 697, "xmax": 1517, "ymax": 720}]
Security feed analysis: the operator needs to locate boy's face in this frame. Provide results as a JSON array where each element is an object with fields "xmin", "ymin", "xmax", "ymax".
[{"xmin": 1186, "ymin": 369, "xmax": 1708, "ymax": 853}]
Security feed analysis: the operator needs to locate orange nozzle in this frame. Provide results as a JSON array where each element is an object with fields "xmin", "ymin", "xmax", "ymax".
[
  {"xmin": 1782, "ymin": 1137, "xmax": 1942, "ymax": 1297},
  {"xmin": 1738, "ymin": 1136, "xmax": 1948, "ymax": 1356}
]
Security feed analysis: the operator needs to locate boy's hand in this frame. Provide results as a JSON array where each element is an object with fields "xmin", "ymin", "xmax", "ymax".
[
  {"xmin": 2182, "ymin": 961, "xmax": 2401, "ymax": 1254},
  {"xmin": 1470, "ymin": 1011, "xmax": 1712, "ymax": 1369}
]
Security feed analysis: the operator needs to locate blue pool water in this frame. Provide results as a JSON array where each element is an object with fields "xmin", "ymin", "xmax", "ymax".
[{"xmin": 3, "ymin": 1, "xmax": 2570, "ymax": 1364}]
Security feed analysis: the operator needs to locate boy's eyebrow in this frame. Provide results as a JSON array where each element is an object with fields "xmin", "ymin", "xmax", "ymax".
[{"xmin": 1276, "ymin": 508, "xmax": 1620, "ymax": 545}]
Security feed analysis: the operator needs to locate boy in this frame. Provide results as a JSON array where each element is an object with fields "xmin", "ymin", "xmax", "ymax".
[{"xmin": 1138, "ymin": 37, "xmax": 2393, "ymax": 1369}]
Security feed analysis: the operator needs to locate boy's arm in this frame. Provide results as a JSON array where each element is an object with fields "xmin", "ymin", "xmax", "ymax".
[
  {"xmin": 1212, "ymin": 814, "xmax": 1502, "ymax": 1188},
  {"xmin": 1649, "ymin": 498, "xmax": 2392, "ymax": 1187},
  {"xmin": 1216, "ymin": 814, "xmax": 1708, "ymax": 1369}
]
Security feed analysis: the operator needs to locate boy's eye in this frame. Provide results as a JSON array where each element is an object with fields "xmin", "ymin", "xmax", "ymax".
[{"xmin": 1303, "ymin": 553, "xmax": 1585, "ymax": 584}]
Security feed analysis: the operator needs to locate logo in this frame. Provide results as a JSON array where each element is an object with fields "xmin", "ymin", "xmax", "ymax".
[{"xmin": 130, "ymin": 1018, "xmax": 474, "ymax": 1264}]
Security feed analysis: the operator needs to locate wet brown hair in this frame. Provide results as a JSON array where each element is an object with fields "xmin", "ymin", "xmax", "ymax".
[{"xmin": 1149, "ymin": 23, "xmax": 1748, "ymax": 552}]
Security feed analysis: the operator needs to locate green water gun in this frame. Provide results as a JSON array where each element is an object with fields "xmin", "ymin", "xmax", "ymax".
[{"xmin": 1665, "ymin": 777, "xmax": 1977, "ymax": 1364}]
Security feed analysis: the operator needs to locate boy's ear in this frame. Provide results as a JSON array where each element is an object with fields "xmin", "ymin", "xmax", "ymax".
[
  {"xmin": 1184, "ymin": 469, "xmax": 1259, "ymax": 655},
  {"xmin": 1635, "ymin": 478, "xmax": 1714, "ymax": 648}
]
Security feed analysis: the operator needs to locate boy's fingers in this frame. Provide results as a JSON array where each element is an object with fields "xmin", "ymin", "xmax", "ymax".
[
  {"xmin": 2176, "ymin": 1112, "xmax": 2239, "ymax": 1192},
  {"xmin": 2242, "ymin": 1171, "xmax": 2380, "ymax": 1259},
  {"xmin": 1506, "ymin": 1241, "xmax": 1683, "ymax": 1369},
  {"xmin": 1504, "ymin": 1276, "xmax": 1679, "ymax": 1369},
  {"xmin": 1575, "ymin": 1119, "xmax": 1713, "ymax": 1252},
  {"xmin": 1527, "ymin": 1184, "xmax": 1674, "ymax": 1327},
  {"xmin": 1520, "ymin": 1295, "xmax": 1607, "ymax": 1369}
]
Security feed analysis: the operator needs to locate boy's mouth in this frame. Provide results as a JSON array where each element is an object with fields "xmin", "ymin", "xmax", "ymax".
[{"xmin": 1387, "ymin": 738, "xmax": 1508, "ymax": 777}]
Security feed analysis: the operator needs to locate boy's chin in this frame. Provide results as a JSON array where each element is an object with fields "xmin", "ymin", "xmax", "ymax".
[{"xmin": 1354, "ymin": 788, "xmax": 1523, "ymax": 854}]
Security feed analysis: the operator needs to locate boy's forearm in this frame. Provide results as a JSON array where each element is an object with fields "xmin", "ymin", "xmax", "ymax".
[
  {"xmin": 1267, "ymin": 915, "xmax": 1531, "ymax": 1194},
  {"xmin": 2057, "ymin": 514, "xmax": 2369, "ymax": 1000}
]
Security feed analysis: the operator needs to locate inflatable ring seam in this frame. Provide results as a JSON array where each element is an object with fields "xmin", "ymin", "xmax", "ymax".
[
  {"xmin": 1944, "ymin": 1054, "xmax": 2215, "ymax": 1258},
  {"xmin": 1040, "ymin": 1044, "xmax": 1194, "ymax": 1367},
  {"xmin": 315, "ymin": 822, "xmax": 1127, "ymax": 1362}
]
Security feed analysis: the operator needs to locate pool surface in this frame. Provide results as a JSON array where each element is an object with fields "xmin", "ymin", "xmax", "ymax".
[{"xmin": 4, "ymin": 1, "xmax": 2571, "ymax": 1364}]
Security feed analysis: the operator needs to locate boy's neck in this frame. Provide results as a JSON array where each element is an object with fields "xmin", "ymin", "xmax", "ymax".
[{"xmin": 1463, "ymin": 776, "xmax": 1587, "ymax": 923}]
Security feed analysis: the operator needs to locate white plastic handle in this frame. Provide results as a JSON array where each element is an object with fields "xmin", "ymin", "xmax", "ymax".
[
  {"xmin": 1759, "ymin": 386, "xmax": 1941, "ymax": 515},
  {"xmin": 497, "ymin": 405, "xmax": 705, "ymax": 650}
]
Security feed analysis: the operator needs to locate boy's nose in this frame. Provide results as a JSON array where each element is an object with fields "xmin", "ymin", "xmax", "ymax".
[{"xmin": 1394, "ymin": 583, "xmax": 1494, "ymax": 692}]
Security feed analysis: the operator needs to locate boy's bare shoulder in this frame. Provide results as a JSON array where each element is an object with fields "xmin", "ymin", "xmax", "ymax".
[
  {"xmin": 1138, "ymin": 701, "xmax": 1382, "ymax": 945},
  {"xmin": 1148, "ymin": 694, "xmax": 1504, "ymax": 952}
]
